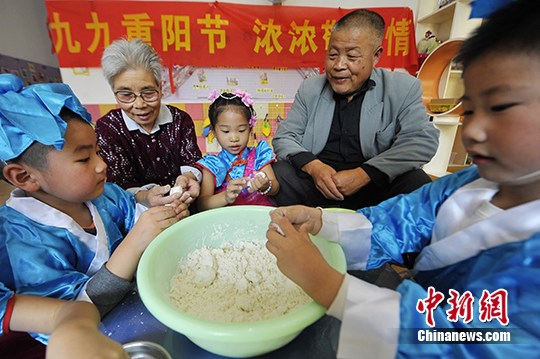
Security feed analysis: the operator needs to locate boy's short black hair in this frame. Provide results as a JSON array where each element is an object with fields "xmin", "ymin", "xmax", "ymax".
[
  {"xmin": 456, "ymin": 0, "xmax": 540, "ymax": 71},
  {"xmin": 0, "ymin": 141, "xmax": 54, "ymax": 183}
]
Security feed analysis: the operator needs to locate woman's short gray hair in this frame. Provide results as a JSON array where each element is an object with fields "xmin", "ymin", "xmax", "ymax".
[{"xmin": 101, "ymin": 38, "xmax": 162, "ymax": 87}]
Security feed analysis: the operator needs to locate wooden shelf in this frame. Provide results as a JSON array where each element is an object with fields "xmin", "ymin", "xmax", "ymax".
[
  {"xmin": 417, "ymin": 0, "xmax": 478, "ymax": 179},
  {"xmin": 447, "ymin": 164, "xmax": 470, "ymax": 173},
  {"xmin": 432, "ymin": 117, "xmax": 461, "ymax": 125},
  {"xmin": 417, "ymin": 39, "xmax": 464, "ymax": 116},
  {"xmin": 418, "ymin": 2, "xmax": 456, "ymax": 24}
]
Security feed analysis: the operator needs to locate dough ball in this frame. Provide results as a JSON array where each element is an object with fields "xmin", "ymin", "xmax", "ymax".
[{"xmin": 170, "ymin": 186, "xmax": 183, "ymax": 196}]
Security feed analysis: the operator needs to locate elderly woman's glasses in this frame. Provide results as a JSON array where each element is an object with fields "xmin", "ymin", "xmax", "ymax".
[{"xmin": 114, "ymin": 89, "xmax": 160, "ymax": 104}]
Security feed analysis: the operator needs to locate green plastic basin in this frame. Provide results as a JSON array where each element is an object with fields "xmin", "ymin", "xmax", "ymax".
[{"xmin": 137, "ymin": 206, "xmax": 346, "ymax": 358}]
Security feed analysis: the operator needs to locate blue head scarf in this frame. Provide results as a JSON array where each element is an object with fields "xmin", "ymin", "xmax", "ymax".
[
  {"xmin": 469, "ymin": 0, "xmax": 515, "ymax": 18},
  {"xmin": 0, "ymin": 73, "xmax": 92, "ymax": 161}
]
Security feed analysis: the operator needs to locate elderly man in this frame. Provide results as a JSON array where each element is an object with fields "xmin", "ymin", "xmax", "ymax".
[{"xmin": 272, "ymin": 9, "xmax": 439, "ymax": 209}]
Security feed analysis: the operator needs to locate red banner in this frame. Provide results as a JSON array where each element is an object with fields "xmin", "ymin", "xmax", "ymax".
[{"xmin": 45, "ymin": 1, "xmax": 418, "ymax": 73}]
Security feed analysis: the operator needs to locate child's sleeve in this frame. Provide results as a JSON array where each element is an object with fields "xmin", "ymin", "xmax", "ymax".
[
  {"xmin": 95, "ymin": 182, "xmax": 141, "ymax": 238},
  {"xmin": 318, "ymin": 210, "xmax": 374, "ymax": 271},
  {"xmin": 81, "ymin": 184, "xmax": 144, "ymax": 315},
  {"xmin": 254, "ymin": 140, "xmax": 276, "ymax": 171},
  {"xmin": 395, "ymin": 239, "xmax": 540, "ymax": 358},
  {"xmin": 336, "ymin": 167, "xmax": 480, "ymax": 270},
  {"xmin": 331, "ymin": 274, "xmax": 401, "ymax": 358},
  {"xmin": 333, "ymin": 244, "xmax": 540, "ymax": 359},
  {"xmin": 196, "ymin": 155, "xmax": 227, "ymax": 187},
  {"xmin": 84, "ymin": 264, "xmax": 133, "ymax": 316},
  {"xmin": 0, "ymin": 220, "xmax": 92, "ymax": 302},
  {"xmin": 1, "ymin": 226, "xmax": 94, "ymax": 344}
]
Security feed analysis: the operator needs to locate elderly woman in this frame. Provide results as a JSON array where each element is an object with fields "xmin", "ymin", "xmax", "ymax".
[{"xmin": 96, "ymin": 38, "xmax": 202, "ymax": 207}]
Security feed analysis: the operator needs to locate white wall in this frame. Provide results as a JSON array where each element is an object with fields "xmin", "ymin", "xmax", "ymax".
[
  {"xmin": 0, "ymin": 0, "xmax": 59, "ymax": 67},
  {"xmin": 1, "ymin": 0, "xmax": 419, "ymax": 103}
]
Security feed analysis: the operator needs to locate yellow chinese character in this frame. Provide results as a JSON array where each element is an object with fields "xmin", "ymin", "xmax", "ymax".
[
  {"xmin": 253, "ymin": 18, "xmax": 283, "ymax": 55},
  {"xmin": 321, "ymin": 20, "xmax": 336, "ymax": 50},
  {"xmin": 288, "ymin": 20, "xmax": 318, "ymax": 55},
  {"xmin": 385, "ymin": 18, "xmax": 411, "ymax": 57},
  {"xmin": 121, "ymin": 13, "xmax": 155, "ymax": 43},
  {"xmin": 197, "ymin": 14, "xmax": 229, "ymax": 54},
  {"xmin": 86, "ymin": 12, "xmax": 110, "ymax": 53},
  {"xmin": 48, "ymin": 12, "xmax": 81, "ymax": 53},
  {"xmin": 162, "ymin": 15, "xmax": 191, "ymax": 51}
]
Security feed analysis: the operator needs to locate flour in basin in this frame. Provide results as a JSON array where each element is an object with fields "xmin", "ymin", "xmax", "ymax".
[{"xmin": 169, "ymin": 241, "xmax": 311, "ymax": 322}]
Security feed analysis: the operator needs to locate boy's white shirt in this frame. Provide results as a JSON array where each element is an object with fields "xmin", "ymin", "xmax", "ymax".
[
  {"xmin": 319, "ymin": 178, "xmax": 540, "ymax": 359},
  {"xmin": 6, "ymin": 188, "xmax": 147, "ymax": 302},
  {"xmin": 416, "ymin": 178, "xmax": 539, "ymax": 271}
]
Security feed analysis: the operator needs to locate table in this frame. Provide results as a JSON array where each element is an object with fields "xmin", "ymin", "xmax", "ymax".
[{"xmin": 101, "ymin": 289, "xmax": 340, "ymax": 358}]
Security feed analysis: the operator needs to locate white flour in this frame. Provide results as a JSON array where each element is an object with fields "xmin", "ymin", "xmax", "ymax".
[{"xmin": 169, "ymin": 241, "xmax": 311, "ymax": 323}]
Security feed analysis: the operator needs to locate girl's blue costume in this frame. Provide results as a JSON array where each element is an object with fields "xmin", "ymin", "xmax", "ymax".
[{"xmin": 196, "ymin": 140, "xmax": 275, "ymax": 206}]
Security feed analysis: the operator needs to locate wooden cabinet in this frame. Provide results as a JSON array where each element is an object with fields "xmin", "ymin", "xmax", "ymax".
[
  {"xmin": 416, "ymin": 0, "xmax": 481, "ymax": 43},
  {"xmin": 415, "ymin": 0, "xmax": 482, "ymax": 178}
]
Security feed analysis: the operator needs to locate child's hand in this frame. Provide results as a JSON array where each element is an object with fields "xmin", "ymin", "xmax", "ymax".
[
  {"xmin": 247, "ymin": 171, "xmax": 269, "ymax": 193},
  {"xmin": 46, "ymin": 300, "xmax": 129, "ymax": 359},
  {"xmin": 269, "ymin": 206, "xmax": 323, "ymax": 235},
  {"xmin": 106, "ymin": 205, "xmax": 182, "ymax": 281},
  {"xmin": 139, "ymin": 184, "xmax": 181, "ymax": 207},
  {"xmin": 48, "ymin": 314, "xmax": 129, "ymax": 359},
  {"xmin": 266, "ymin": 213, "xmax": 343, "ymax": 308},
  {"xmin": 130, "ymin": 206, "xmax": 181, "ymax": 250},
  {"xmin": 266, "ymin": 214, "xmax": 324, "ymax": 284},
  {"xmin": 224, "ymin": 178, "xmax": 248, "ymax": 204}
]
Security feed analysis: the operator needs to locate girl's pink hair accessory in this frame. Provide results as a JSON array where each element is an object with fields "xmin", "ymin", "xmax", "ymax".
[{"xmin": 208, "ymin": 89, "xmax": 257, "ymax": 127}]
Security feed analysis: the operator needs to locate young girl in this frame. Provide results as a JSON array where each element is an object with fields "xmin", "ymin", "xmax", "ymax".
[{"xmin": 196, "ymin": 90, "xmax": 279, "ymax": 210}]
